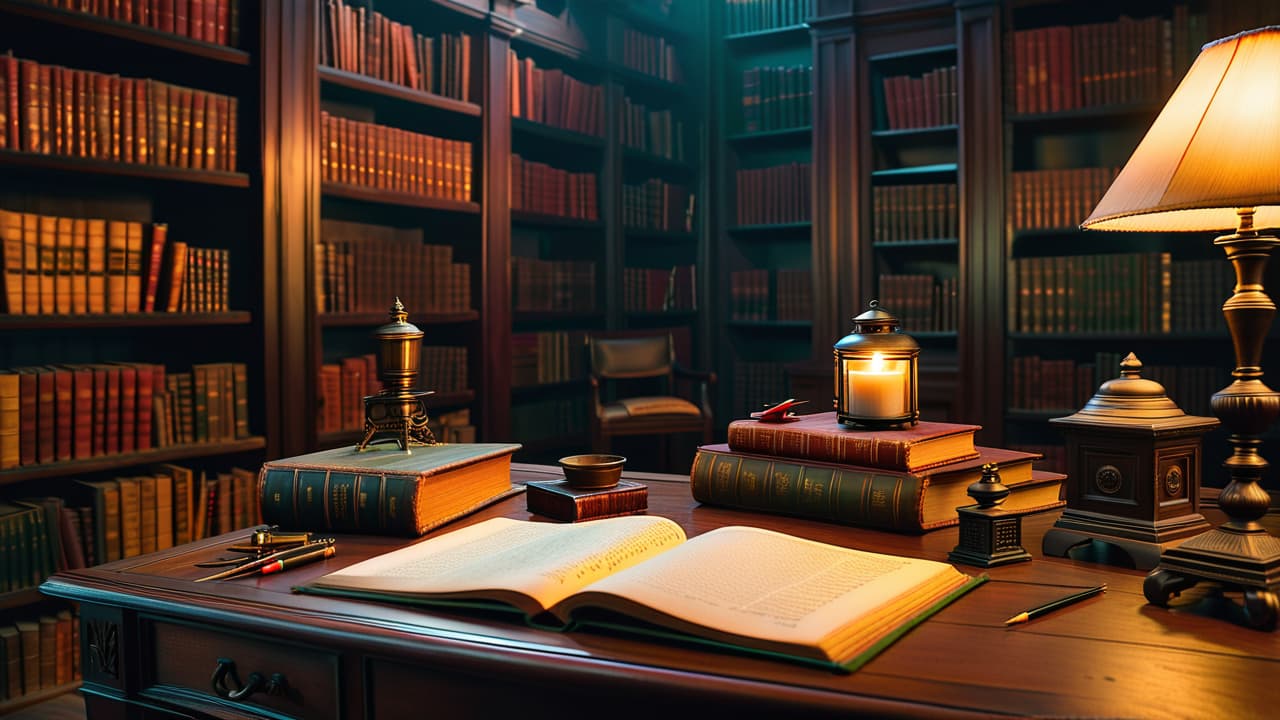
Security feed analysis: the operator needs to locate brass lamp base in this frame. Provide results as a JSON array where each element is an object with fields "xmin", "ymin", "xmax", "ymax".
[{"xmin": 356, "ymin": 390, "xmax": 438, "ymax": 451}]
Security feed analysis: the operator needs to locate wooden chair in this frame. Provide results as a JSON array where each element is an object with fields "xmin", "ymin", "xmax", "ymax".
[{"xmin": 586, "ymin": 333, "xmax": 716, "ymax": 464}]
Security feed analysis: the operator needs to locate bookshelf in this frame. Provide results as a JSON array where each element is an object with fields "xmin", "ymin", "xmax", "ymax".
[
  {"xmin": 1000, "ymin": 0, "xmax": 1280, "ymax": 474},
  {"xmin": 0, "ymin": 0, "xmax": 270, "ymax": 709},
  {"xmin": 713, "ymin": 0, "xmax": 815, "ymax": 425}
]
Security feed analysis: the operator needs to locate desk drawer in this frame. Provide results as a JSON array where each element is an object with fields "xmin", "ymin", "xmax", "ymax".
[{"xmin": 144, "ymin": 618, "xmax": 341, "ymax": 720}]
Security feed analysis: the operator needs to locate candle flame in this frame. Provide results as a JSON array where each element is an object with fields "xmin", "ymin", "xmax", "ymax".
[{"xmin": 869, "ymin": 352, "xmax": 885, "ymax": 372}]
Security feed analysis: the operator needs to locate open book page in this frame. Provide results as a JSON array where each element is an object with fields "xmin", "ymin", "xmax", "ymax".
[
  {"xmin": 304, "ymin": 516, "xmax": 687, "ymax": 616},
  {"xmin": 554, "ymin": 525, "xmax": 972, "ymax": 664}
]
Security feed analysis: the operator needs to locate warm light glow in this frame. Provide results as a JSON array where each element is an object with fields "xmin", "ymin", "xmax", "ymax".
[
  {"xmin": 845, "ymin": 353, "xmax": 907, "ymax": 418},
  {"xmin": 1081, "ymin": 26, "xmax": 1280, "ymax": 232}
]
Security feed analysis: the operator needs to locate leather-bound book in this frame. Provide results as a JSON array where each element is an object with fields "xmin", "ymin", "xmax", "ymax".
[{"xmin": 526, "ymin": 479, "xmax": 648, "ymax": 522}]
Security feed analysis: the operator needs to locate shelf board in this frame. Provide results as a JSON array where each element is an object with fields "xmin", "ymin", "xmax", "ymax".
[
  {"xmin": 0, "ymin": 149, "xmax": 250, "ymax": 187},
  {"xmin": 0, "ymin": 586, "xmax": 44, "ymax": 612},
  {"xmin": 0, "ymin": 437, "xmax": 267, "ymax": 487},
  {"xmin": 322, "ymin": 182, "xmax": 480, "ymax": 214},
  {"xmin": 728, "ymin": 319, "xmax": 812, "ymax": 330},
  {"xmin": 513, "ymin": 311, "xmax": 607, "ymax": 324},
  {"xmin": 727, "ymin": 126, "xmax": 811, "ymax": 145},
  {"xmin": 871, "ymin": 124, "xmax": 958, "ymax": 139},
  {"xmin": 318, "ymin": 66, "xmax": 482, "ymax": 116},
  {"xmin": 1011, "ymin": 101, "xmax": 1163, "ymax": 126},
  {"xmin": 608, "ymin": 63, "xmax": 690, "ymax": 97},
  {"xmin": 0, "ymin": 0, "xmax": 250, "ymax": 65},
  {"xmin": 0, "ymin": 311, "xmax": 252, "ymax": 329},
  {"xmin": 727, "ymin": 221, "xmax": 811, "ymax": 236},
  {"xmin": 871, "ymin": 163, "xmax": 958, "ymax": 179},
  {"xmin": 511, "ymin": 211, "xmax": 605, "ymax": 230},
  {"xmin": 1007, "ymin": 331, "xmax": 1232, "ymax": 341},
  {"xmin": 319, "ymin": 310, "xmax": 479, "ymax": 327},
  {"xmin": 625, "ymin": 310, "xmax": 698, "ymax": 320},
  {"xmin": 624, "ymin": 228, "xmax": 696, "ymax": 242},
  {"xmin": 511, "ymin": 118, "xmax": 606, "ymax": 149},
  {"xmin": 723, "ymin": 24, "xmax": 809, "ymax": 45},
  {"xmin": 0, "ymin": 680, "xmax": 81, "ymax": 715},
  {"xmin": 623, "ymin": 148, "xmax": 694, "ymax": 174},
  {"xmin": 872, "ymin": 237, "xmax": 959, "ymax": 249},
  {"xmin": 868, "ymin": 44, "xmax": 957, "ymax": 64}
]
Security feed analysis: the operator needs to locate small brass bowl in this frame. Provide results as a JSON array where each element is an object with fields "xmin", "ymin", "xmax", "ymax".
[{"xmin": 559, "ymin": 454, "xmax": 626, "ymax": 489}]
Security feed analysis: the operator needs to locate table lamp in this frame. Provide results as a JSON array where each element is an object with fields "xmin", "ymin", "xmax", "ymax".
[{"xmin": 1080, "ymin": 26, "xmax": 1280, "ymax": 629}]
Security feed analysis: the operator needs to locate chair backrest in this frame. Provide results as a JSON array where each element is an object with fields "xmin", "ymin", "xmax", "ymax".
[{"xmin": 588, "ymin": 334, "xmax": 675, "ymax": 380}]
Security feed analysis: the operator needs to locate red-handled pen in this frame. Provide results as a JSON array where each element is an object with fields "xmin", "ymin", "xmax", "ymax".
[{"xmin": 259, "ymin": 543, "xmax": 336, "ymax": 575}]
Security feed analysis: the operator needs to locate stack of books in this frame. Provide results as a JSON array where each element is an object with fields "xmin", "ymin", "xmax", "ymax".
[{"xmin": 692, "ymin": 412, "xmax": 1066, "ymax": 533}]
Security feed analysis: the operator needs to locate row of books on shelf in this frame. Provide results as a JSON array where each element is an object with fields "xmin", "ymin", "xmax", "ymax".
[
  {"xmin": 1, "ymin": 210, "xmax": 226, "ymax": 315},
  {"xmin": 0, "ymin": 607, "xmax": 77, "ymax": 703},
  {"xmin": 0, "ymin": 463, "xmax": 259, "ymax": 594},
  {"xmin": 1010, "ymin": 252, "xmax": 1234, "ymax": 335},
  {"xmin": 620, "ymin": 97, "xmax": 688, "ymax": 162},
  {"xmin": 732, "ymin": 359, "xmax": 788, "ymax": 419},
  {"xmin": 700, "ymin": 412, "xmax": 1065, "ymax": 533},
  {"xmin": 320, "ymin": 0, "xmax": 472, "ymax": 102},
  {"xmin": 734, "ymin": 161, "xmax": 809, "ymax": 226},
  {"xmin": 878, "ymin": 274, "xmax": 958, "ymax": 334},
  {"xmin": 511, "ymin": 396, "xmax": 584, "ymax": 445},
  {"xmin": 729, "ymin": 268, "xmax": 812, "ymax": 322},
  {"xmin": 623, "ymin": 265, "xmax": 695, "ymax": 313},
  {"xmin": 740, "ymin": 63, "xmax": 811, "ymax": 133},
  {"xmin": 621, "ymin": 27, "xmax": 683, "ymax": 85},
  {"xmin": 1010, "ymin": 9, "xmax": 1202, "ymax": 115},
  {"xmin": 316, "ymin": 218, "xmax": 471, "ymax": 315},
  {"xmin": 512, "ymin": 330, "xmax": 584, "ymax": 388},
  {"xmin": 511, "ymin": 256, "xmax": 595, "ymax": 313},
  {"xmin": 509, "ymin": 51, "xmax": 604, "ymax": 137},
  {"xmin": 1010, "ymin": 353, "xmax": 1223, "ymax": 417},
  {"xmin": 0, "ymin": 51, "xmax": 238, "ymax": 170},
  {"xmin": 316, "ymin": 350, "xmax": 467, "ymax": 434},
  {"xmin": 510, "ymin": 154, "xmax": 598, "ymax": 221},
  {"xmin": 880, "ymin": 65, "xmax": 957, "ymax": 131},
  {"xmin": 0, "ymin": 360, "xmax": 249, "ymax": 470},
  {"xmin": 1010, "ymin": 166, "xmax": 1118, "ymax": 232},
  {"xmin": 320, "ymin": 112, "xmax": 473, "ymax": 202},
  {"xmin": 622, "ymin": 178, "xmax": 695, "ymax": 232},
  {"xmin": 722, "ymin": 0, "xmax": 813, "ymax": 35},
  {"xmin": 34, "ymin": 0, "xmax": 240, "ymax": 47},
  {"xmin": 872, "ymin": 182, "xmax": 957, "ymax": 243}
]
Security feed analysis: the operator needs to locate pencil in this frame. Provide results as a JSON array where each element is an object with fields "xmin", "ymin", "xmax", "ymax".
[
  {"xmin": 1005, "ymin": 585, "xmax": 1107, "ymax": 625},
  {"xmin": 194, "ymin": 542, "xmax": 332, "ymax": 583}
]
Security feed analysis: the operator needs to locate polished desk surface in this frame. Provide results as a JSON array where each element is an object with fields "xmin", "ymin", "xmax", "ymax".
[{"xmin": 41, "ymin": 463, "xmax": 1280, "ymax": 720}]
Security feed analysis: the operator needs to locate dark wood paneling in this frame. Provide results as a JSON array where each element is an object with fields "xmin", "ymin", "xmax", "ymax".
[{"xmin": 481, "ymin": 24, "xmax": 514, "ymax": 441}]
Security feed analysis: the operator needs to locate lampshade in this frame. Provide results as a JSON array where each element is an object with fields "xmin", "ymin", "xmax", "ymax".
[{"xmin": 1081, "ymin": 25, "xmax": 1280, "ymax": 232}]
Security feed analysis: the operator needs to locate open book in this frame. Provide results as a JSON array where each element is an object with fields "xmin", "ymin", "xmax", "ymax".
[{"xmin": 298, "ymin": 516, "xmax": 984, "ymax": 671}]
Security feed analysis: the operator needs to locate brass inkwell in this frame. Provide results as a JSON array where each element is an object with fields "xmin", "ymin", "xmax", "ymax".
[{"xmin": 356, "ymin": 298, "xmax": 437, "ymax": 451}]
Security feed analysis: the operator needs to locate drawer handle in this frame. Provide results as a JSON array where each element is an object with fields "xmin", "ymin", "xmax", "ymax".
[{"xmin": 212, "ymin": 658, "xmax": 288, "ymax": 701}]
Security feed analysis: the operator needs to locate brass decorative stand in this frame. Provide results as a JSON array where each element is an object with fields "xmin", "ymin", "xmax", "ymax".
[
  {"xmin": 948, "ymin": 464, "xmax": 1033, "ymax": 568},
  {"xmin": 1143, "ymin": 216, "xmax": 1280, "ymax": 630},
  {"xmin": 356, "ymin": 298, "xmax": 437, "ymax": 452}
]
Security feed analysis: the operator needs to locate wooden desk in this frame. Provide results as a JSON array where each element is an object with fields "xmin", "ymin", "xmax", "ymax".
[{"xmin": 41, "ymin": 464, "xmax": 1280, "ymax": 719}]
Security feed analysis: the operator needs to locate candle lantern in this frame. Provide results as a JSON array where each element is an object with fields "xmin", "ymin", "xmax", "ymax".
[
  {"xmin": 833, "ymin": 300, "xmax": 919, "ymax": 429},
  {"xmin": 356, "ymin": 297, "xmax": 438, "ymax": 451}
]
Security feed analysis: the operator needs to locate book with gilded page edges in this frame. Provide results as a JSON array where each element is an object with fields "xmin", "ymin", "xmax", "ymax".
[
  {"xmin": 727, "ymin": 412, "xmax": 980, "ymax": 472},
  {"xmin": 298, "ymin": 515, "xmax": 984, "ymax": 672},
  {"xmin": 258, "ymin": 443, "xmax": 523, "ymax": 536},
  {"xmin": 691, "ymin": 444, "xmax": 1065, "ymax": 533}
]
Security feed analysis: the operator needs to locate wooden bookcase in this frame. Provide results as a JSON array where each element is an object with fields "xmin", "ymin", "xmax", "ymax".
[
  {"xmin": 0, "ymin": 0, "xmax": 274, "ymax": 710},
  {"xmin": 711, "ymin": 0, "xmax": 815, "ymax": 426}
]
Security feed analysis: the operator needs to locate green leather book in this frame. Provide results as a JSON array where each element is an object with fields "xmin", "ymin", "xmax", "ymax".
[
  {"xmin": 258, "ymin": 442, "xmax": 523, "ymax": 536},
  {"xmin": 298, "ymin": 515, "xmax": 983, "ymax": 672}
]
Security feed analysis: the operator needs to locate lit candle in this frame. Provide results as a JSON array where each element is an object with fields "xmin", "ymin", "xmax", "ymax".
[{"xmin": 846, "ymin": 352, "xmax": 907, "ymax": 419}]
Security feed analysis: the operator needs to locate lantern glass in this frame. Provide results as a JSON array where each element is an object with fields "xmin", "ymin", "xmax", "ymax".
[{"xmin": 833, "ymin": 301, "xmax": 919, "ymax": 428}]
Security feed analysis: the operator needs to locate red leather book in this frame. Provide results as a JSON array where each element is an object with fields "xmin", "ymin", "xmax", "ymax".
[
  {"xmin": 36, "ymin": 367, "xmax": 57, "ymax": 463},
  {"xmin": 116, "ymin": 363, "xmax": 137, "ymax": 454},
  {"xmin": 89, "ymin": 364, "xmax": 107, "ymax": 456},
  {"xmin": 63, "ymin": 365, "xmax": 94, "ymax": 459},
  {"xmin": 143, "ymin": 223, "xmax": 167, "ymax": 313},
  {"xmin": 15, "ymin": 368, "xmax": 37, "ymax": 465},
  {"xmin": 101, "ymin": 364, "xmax": 121, "ymax": 455},
  {"xmin": 726, "ymin": 412, "xmax": 981, "ymax": 473},
  {"xmin": 130, "ymin": 362, "xmax": 155, "ymax": 451}
]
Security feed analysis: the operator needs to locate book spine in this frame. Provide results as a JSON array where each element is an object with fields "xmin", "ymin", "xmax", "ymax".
[
  {"xmin": 690, "ymin": 448, "xmax": 927, "ymax": 533},
  {"xmin": 726, "ymin": 423, "xmax": 911, "ymax": 469},
  {"xmin": 258, "ymin": 466, "xmax": 420, "ymax": 536}
]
